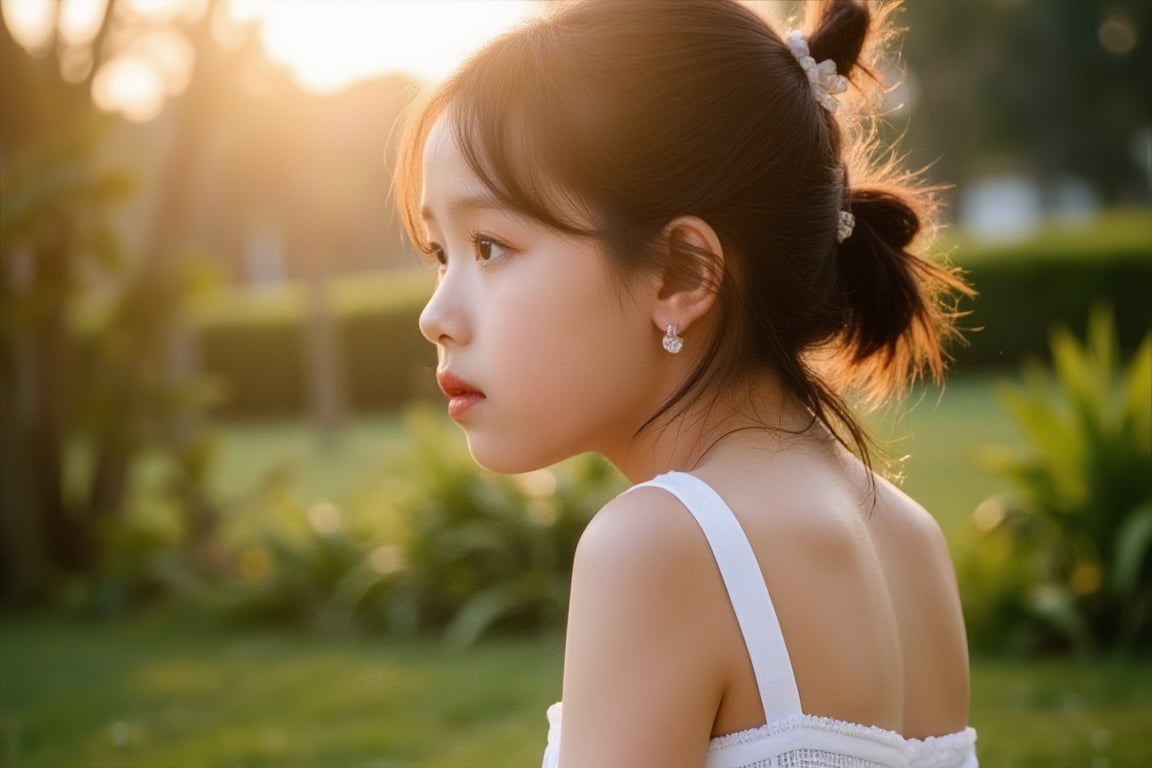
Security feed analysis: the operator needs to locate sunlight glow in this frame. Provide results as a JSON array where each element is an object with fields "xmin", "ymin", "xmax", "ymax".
[
  {"xmin": 1, "ymin": 0, "xmax": 54, "ymax": 50},
  {"xmin": 126, "ymin": 0, "xmax": 206, "ymax": 23},
  {"xmin": 59, "ymin": 0, "xmax": 107, "ymax": 47},
  {"xmin": 230, "ymin": 0, "xmax": 541, "ymax": 90},
  {"xmin": 90, "ymin": 26, "xmax": 193, "ymax": 121},
  {"xmin": 92, "ymin": 55, "xmax": 167, "ymax": 121},
  {"xmin": 2, "ymin": 0, "xmax": 540, "ymax": 121}
]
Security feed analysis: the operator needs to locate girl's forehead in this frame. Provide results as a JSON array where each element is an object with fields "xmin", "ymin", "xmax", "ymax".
[
  {"xmin": 420, "ymin": 117, "xmax": 487, "ymax": 217},
  {"xmin": 422, "ymin": 118, "xmax": 465, "ymax": 188},
  {"xmin": 422, "ymin": 116, "xmax": 456, "ymax": 169}
]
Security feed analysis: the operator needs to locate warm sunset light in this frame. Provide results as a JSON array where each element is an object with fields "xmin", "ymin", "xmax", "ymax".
[
  {"xmin": 232, "ymin": 0, "xmax": 542, "ymax": 91},
  {"xmin": 1, "ymin": 0, "xmax": 541, "ymax": 120}
]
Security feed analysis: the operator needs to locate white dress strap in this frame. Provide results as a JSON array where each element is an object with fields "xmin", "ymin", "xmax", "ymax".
[{"xmin": 631, "ymin": 471, "xmax": 804, "ymax": 723}]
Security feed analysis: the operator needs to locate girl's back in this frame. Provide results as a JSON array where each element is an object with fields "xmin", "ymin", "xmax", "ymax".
[
  {"xmin": 560, "ymin": 439, "xmax": 973, "ymax": 766},
  {"xmin": 693, "ymin": 440, "xmax": 970, "ymax": 741}
]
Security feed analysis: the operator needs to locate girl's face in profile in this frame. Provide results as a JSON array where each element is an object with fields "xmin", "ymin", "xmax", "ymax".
[{"xmin": 418, "ymin": 117, "xmax": 661, "ymax": 473}]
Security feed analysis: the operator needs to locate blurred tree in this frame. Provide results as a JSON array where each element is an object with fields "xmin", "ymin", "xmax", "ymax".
[
  {"xmin": 2, "ymin": 0, "xmax": 128, "ymax": 599},
  {"xmin": 0, "ymin": 0, "xmax": 237, "ymax": 603},
  {"xmin": 897, "ymin": 0, "xmax": 1152, "ymax": 208}
]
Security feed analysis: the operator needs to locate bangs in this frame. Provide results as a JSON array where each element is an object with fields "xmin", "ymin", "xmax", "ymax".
[{"xmin": 394, "ymin": 20, "xmax": 605, "ymax": 251}]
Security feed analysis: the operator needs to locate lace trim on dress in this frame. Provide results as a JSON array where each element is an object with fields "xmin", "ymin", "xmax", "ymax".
[
  {"xmin": 775, "ymin": 749, "xmax": 889, "ymax": 768},
  {"xmin": 903, "ymin": 727, "xmax": 979, "ymax": 768},
  {"xmin": 708, "ymin": 713, "xmax": 975, "ymax": 761}
]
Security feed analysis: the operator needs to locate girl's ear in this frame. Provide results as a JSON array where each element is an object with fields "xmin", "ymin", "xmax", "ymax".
[{"xmin": 651, "ymin": 215, "xmax": 724, "ymax": 337}]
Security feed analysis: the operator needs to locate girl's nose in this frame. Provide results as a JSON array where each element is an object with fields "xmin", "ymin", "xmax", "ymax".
[{"xmin": 418, "ymin": 270, "xmax": 469, "ymax": 347}]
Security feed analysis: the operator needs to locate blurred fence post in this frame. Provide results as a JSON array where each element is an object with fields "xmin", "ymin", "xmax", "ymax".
[{"xmin": 305, "ymin": 269, "xmax": 347, "ymax": 445}]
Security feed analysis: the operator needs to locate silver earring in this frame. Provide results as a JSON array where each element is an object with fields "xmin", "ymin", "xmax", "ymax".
[{"xmin": 662, "ymin": 323, "xmax": 684, "ymax": 354}]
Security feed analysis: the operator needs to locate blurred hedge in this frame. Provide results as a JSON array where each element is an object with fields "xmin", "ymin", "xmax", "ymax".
[
  {"xmin": 952, "ymin": 212, "xmax": 1152, "ymax": 371},
  {"xmin": 193, "ymin": 271, "xmax": 437, "ymax": 417},
  {"xmin": 154, "ymin": 212, "xmax": 1151, "ymax": 417}
]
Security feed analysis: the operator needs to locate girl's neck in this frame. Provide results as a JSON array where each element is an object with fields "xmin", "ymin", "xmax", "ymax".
[{"xmin": 606, "ymin": 370, "xmax": 827, "ymax": 484}]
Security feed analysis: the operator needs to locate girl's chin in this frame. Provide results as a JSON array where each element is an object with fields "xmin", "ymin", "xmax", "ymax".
[
  {"xmin": 468, "ymin": 450, "xmax": 549, "ymax": 476},
  {"xmin": 464, "ymin": 436, "xmax": 568, "ymax": 475}
]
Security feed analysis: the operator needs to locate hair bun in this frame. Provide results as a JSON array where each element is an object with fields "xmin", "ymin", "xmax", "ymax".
[{"xmin": 806, "ymin": 0, "xmax": 872, "ymax": 80}]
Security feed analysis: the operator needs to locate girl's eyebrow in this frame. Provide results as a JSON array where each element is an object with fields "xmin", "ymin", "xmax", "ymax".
[{"xmin": 421, "ymin": 192, "xmax": 507, "ymax": 223}]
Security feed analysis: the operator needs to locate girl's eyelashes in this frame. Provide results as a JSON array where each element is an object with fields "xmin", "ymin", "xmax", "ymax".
[
  {"xmin": 419, "ymin": 233, "xmax": 512, "ymax": 270},
  {"xmin": 468, "ymin": 231, "xmax": 510, "ymax": 264}
]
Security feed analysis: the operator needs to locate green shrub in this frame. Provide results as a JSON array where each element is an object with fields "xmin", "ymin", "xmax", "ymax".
[
  {"xmin": 964, "ymin": 307, "xmax": 1152, "ymax": 655},
  {"xmin": 195, "ymin": 408, "xmax": 625, "ymax": 645},
  {"xmin": 382, "ymin": 410, "xmax": 624, "ymax": 646},
  {"xmin": 174, "ymin": 455, "xmax": 399, "ymax": 632},
  {"xmin": 55, "ymin": 429, "xmax": 226, "ymax": 620}
]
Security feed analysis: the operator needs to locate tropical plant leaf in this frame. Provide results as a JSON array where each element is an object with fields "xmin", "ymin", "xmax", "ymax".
[
  {"xmin": 444, "ymin": 583, "xmax": 540, "ymax": 649},
  {"xmin": 1113, "ymin": 503, "xmax": 1152, "ymax": 599},
  {"xmin": 1087, "ymin": 306, "xmax": 1118, "ymax": 397},
  {"xmin": 1027, "ymin": 584, "xmax": 1093, "ymax": 654},
  {"xmin": 1121, "ymin": 335, "xmax": 1152, "ymax": 439}
]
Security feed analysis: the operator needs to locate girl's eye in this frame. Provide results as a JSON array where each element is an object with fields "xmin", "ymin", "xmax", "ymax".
[
  {"xmin": 420, "ymin": 243, "xmax": 446, "ymax": 267},
  {"xmin": 469, "ymin": 233, "xmax": 507, "ymax": 264}
]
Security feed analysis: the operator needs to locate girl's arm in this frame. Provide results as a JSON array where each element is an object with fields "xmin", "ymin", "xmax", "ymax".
[{"xmin": 557, "ymin": 486, "xmax": 728, "ymax": 768}]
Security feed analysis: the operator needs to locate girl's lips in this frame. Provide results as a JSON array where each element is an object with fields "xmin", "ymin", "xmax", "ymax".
[
  {"xmin": 446, "ymin": 391, "xmax": 485, "ymax": 421},
  {"xmin": 436, "ymin": 370, "xmax": 486, "ymax": 420}
]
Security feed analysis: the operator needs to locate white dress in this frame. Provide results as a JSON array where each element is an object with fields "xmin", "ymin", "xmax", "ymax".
[{"xmin": 542, "ymin": 471, "xmax": 978, "ymax": 768}]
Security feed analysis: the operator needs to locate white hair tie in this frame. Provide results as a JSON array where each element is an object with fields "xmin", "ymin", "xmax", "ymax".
[
  {"xmin": 785, "ymin": 30, "xmax": 848, "ymax": 114},
  {"xmin": 837, "ymin": 210, "xmax": 856, "ymax": 243}
]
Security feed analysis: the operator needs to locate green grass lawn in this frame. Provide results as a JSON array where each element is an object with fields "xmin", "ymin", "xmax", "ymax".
[
  {"xmin": 207, "ymin": 412, "xmax": 411, "ymax": 514},
  {"xmin": 2, "ymin": 615, "xmax": 1150, "ymax": 768},
  {"xmin": 0, "ymin": 614, "xmax": 561, "ymax": 768}
]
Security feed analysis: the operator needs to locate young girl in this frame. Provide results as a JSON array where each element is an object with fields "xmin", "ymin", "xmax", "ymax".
[{"xmin": 396, "ymin": 1, "xmax": 977, "ymax": 766}]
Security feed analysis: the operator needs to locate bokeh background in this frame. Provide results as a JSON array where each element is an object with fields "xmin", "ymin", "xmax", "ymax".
[{"xmin": 1, "ymin": 1, "xmax": 1150, "ymax": 766}]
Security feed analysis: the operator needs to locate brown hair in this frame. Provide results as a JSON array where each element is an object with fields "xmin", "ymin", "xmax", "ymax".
[{"xmin": 395, "ymin": 0, "xmax": 971, "ymax": 466}]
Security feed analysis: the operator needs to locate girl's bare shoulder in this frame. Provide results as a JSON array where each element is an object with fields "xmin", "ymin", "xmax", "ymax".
[
  {"xmin": 870, "ymin": 473, "xmax": 956, "ymax": 570},
  {"xmin": 574, "ymin": 484, "xmax": 713, "ymax": 580}
]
